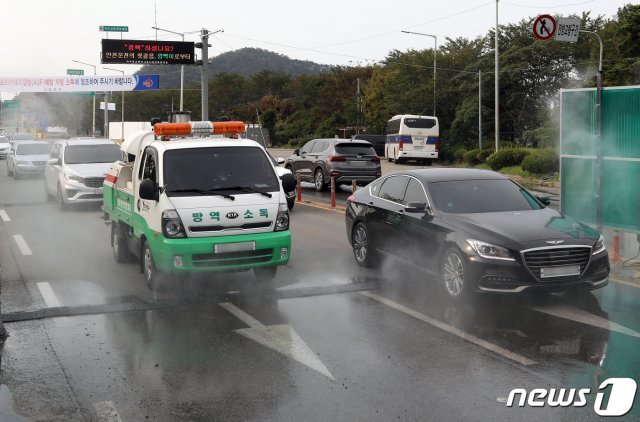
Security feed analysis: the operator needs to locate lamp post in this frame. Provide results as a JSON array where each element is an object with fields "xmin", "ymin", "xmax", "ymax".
[
  {"xmin": 72, "ymin": 59, "xmax": 97, "ymax": 136},
  {"xmin": 401, "ymin": 30, "xmax": 437, "ymax": 116},
  {"xmin": 495, "ymin": 0, "xmax": 500, "ymax": 152},
  {"xmin": 103, "ymin": 67, "xmax": 125, "ymax": 140},
  {"xmin": 198, "ymin": 28, "xmax": 223, "ymax": 121},
  {"xmin": 152, "ymin": 26, "xmax": 186, "ymax": 112}
]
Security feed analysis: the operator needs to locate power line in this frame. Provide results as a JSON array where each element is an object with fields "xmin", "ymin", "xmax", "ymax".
[{"xmin": 502, "ymin": 0, "xmax": 595, "ymax": 9}]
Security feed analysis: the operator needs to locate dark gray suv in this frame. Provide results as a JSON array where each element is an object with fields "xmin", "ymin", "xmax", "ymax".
[{"xmin": 285, "ymin": 138, "xmax": 381, "ymax": 191}]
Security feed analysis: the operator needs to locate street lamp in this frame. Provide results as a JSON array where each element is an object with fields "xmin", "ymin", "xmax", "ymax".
[
  {"xmin": 72, "ymin": 59, "xmax": 97, "ymax": 136},
  {"xmin": 402, "ymin": 30, "xmax": 437, "ymax": 116},
  {"xmin": 103, "ymin": 67, "xmax": 125, "ymax": 140},
  {"xmin": 152, "ymin": 26, "xmax": 186, "ymax": 112}
]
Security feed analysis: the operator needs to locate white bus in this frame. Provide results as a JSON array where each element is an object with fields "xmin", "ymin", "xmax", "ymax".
[{"xmin": 385, "ymin": 114, "xmax": 440, "ymax": 165}]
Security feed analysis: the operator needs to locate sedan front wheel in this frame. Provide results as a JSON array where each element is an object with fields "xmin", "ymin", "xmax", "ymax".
[
  {"xmin": 352, "ymin": 222, "xmax": 378, "ymax": 268},
  {"xmin": 441, "ymin": 248, "xmax": 470, "ymax": 300}
]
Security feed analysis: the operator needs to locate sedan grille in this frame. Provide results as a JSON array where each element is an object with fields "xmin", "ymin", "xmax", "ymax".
[
  {"xmin": 523, "ymin": 247, "xmax": 591, "ymax": 279},
  {"xmin": 84, "ymin": 177, "xmax": 105, "ymax": 188}
]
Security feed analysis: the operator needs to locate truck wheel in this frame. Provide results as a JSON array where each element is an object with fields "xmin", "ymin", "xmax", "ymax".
[
  {"xmin": 142, "ymin": 239, "xmax": 165, "ymax": 291},
  {"xmin": 254, "ymin": 266, "xmax": 277, "ymax": 283},
  {"xmin": 112, "ymin": 222, "xmax": 132, "ymax": 263}
]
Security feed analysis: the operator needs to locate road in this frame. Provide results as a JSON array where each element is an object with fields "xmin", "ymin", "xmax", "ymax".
[{"xmin": 0, "ymin": 170, "xmax": 638, "ymax": 421}]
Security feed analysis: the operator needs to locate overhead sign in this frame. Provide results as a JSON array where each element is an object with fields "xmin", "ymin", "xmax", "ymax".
[
  {"xmin": 100, "ymin": 25, "xmax": 129, "ymax": 32},
  {"xmin": 66, "ymin": 69, "xmax": 84, "ymax": 76},
  {"xmin": 101, "ymin": 39, "xmax": 195, "ymax": 65},
  {"xmin": 0, "ymin": 75, "xmax": 159, "ymax": 93},
  {"xmin": 3, "ymin": 100, "xmax": 20, "ymax": 109},
  {"xmin": 533, "ymin": 14, "xmax": 557, "ymax": 41},
  {"xmin": 555, "ymin": 18, "xmax": 581, "ymax": 42}
]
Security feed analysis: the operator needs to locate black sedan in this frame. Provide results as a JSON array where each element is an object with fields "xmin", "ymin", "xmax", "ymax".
[{"xmin": 345, "ymin": 168, "xmax": 609, "ymax": 300}]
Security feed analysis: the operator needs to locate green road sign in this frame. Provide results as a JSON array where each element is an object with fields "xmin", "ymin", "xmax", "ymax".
[
  {"xmin": 67, "ymin": 69, "xmax": 84, "ymax": 76},
  {"xmin": 71, "ymin": 92, "xmax": 95, "ymax": 96},
  {"xmin": 100, "ymin": 25, "xmax": 128, "ymax": 32},
  {"xmin": 3, "ymin": 100, "xmax": 20, "ymax": 109}
]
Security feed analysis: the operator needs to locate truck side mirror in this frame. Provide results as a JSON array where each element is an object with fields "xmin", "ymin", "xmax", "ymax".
[
  {"xmin": 281, "ymin": 173, "xmax": 296, "ymax": 193},
  {"xmin": 537, "ymin": 196, "xmax": 551, "ymax": 206},
  {"xmin": 293, "ymin": 149, "xmax": 300, "ymax": 156},
  {"xmin": 139, "ymin": 178, "xmax": 158, "ymax": 201}
]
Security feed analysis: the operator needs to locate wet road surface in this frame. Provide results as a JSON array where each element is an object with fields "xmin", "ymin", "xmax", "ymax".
[{"xmin": 0, "ymin": 169, "xmax": 637, "ymax": 421}]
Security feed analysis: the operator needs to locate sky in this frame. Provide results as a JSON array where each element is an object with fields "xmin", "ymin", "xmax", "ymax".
[{"xmin": 0, "ymin": 0, "xmax": 631, "ymax": 98}]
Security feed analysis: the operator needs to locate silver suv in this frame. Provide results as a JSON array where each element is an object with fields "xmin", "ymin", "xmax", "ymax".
[
  {"xmin": 44, "ymin": 139, "xmax": 122, "ymax": 209},
  {"xmin": 285, "ymin": 139, "xmax": 381, "ymax": 191}
]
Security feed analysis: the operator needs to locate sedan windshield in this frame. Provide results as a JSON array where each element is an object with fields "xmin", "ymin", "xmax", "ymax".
[
  {"xmin": 16, "ymin": 143, "xmax": 50, "ymax": 155},
  {"xmin": 429, "ymin": 179, "xmax": 543, "ymax": 213},
  {"xmin": 163, "ymin": 147, "xmax": 279, "ymax": 196},
  {"xmin": 64, "ymin": 144, "xmax": 121, "ymax": 164}
]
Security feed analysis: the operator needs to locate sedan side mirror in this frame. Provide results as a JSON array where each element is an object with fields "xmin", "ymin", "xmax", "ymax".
[
  {"xmin": 47, "ymin": 158, "xmax": 61, "ymax": 165},
  {"xmin": 405, "ymin": 202, "xmax": 427, "ymax": 213},
  {"xmin": 537, "ymin": 196, "xmax": 551, "ymax": 206},
  {"xmin": 276, "ymin": 157, "xmax": 285, "ymax": 165},
  {"xmin": 139, "ymin": 178, "xmax": 159, "ymax": 201},
  {"xmin": 293, "ymin": 149, "xmax": 300, "ymax": 156},
  {"xmin": 281, "ymin": 173, "xmax": 296, "ymax": 193}
]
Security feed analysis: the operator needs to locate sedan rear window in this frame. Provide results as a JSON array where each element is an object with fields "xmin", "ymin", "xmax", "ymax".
[
  {"xmin": 429, "ymin": 179, "xmax": 543, "ymax": 213},
  {"xmin": 335, "ymin": 144, "xmax": 376, "ymax": 155}
]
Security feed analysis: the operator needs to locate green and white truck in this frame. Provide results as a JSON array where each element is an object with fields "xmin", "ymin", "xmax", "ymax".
[{"xmin": 103, "ymin": 121, "xmax": 296, "ymax": 290}]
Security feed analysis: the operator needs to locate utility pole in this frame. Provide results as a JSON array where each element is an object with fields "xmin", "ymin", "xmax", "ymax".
[
  {"xmin": 201, "ymin": 28, "xmax": 209, "ymax": 121},
  {"xmin": 103, "ymin": 67, "xmax": 125, "ymax": 139},
  {"xmin": 495, "ymin": 0, "xmax": 500, "ymax": 152},
  {"xmin": 152, "ymin": 27, "xmax": 186, "ymax": 112},
  {"xmin": 479, "ymin": 70, "xmax": 482, "ymax": 150},
  {"xmin": 356, "ymin": 77, "xmax": 361, "ymax": 135},
  {"xmin": 72, "ymin": 59, "xmax": 97, "ymax": 136},
  {"xmin": 401, "ymin": 31, "xmax": 437, "ymax": 116},
  {"xmin": 103, "ymin": 92, "xmax": 109, "ymax": 138}
]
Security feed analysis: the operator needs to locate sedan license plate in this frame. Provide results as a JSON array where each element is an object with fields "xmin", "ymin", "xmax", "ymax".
[
  {"xmin": 540, "ymin": 265, "xmax": 580, "ymax": 278},
  {"xmin": 215, "ymin": 241, "xmax": 256, "ymax": 253}
]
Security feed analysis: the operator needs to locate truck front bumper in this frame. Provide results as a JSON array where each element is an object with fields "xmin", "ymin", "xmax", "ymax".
[{"xmin": 148, "ymin": 230, "xmax": 291, "ymax": 273}]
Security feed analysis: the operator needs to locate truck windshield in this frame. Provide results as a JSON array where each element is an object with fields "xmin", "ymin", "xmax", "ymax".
[
  {"xmin": 64, "ymin": 144, "xmax": 122, "ymax": 164},
  {"xmin": 163, "ymin": 147, "xmax": 279, "ymax": 196}
]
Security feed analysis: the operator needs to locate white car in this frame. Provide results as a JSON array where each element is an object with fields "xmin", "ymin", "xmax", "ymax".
[
  {"xmin": 44, "ymin": 139, "xmax": 122, "ymax": 210},
  {"xmin": 0, "ymin": 136, "xmax": 11, "ymax": 159},
  {"xmin": 6, "ymin": 141, "xmax": 50, "ymax": 178}
]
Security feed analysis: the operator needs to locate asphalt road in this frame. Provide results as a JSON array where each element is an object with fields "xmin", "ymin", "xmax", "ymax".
[{"xmin": 0, "ymin": 169, "xmax": 638, "ymax": 421}]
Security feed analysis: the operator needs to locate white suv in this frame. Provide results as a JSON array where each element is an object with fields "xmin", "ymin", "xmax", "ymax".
[{"xmin": 44, "ymin": 139, "xmax": 122, "ymax": 210}]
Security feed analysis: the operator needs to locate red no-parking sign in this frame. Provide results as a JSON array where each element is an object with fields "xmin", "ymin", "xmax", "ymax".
[{"xmin": 533, "ymin": 14, "xmax": 557, "ymax": 41}]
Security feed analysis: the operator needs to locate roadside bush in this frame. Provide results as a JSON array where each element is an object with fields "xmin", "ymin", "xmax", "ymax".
[
  {"xmin": 520, "ymin": 149, "xmax": 559, "ymax": 174},
  {"xmin": 437, "ymin": 144, "xmax": 458, "ymax": 163},
  {"xmin": 463, "ymin": 148, "xmax": 482, "ymax": 165},
  {"xmin": 454, "ymin": 147, "xmax": 468, "ymax": 163},
  {"xmin": 477, "ymin": 148, "xmax": 495, "ymax": 163},
  {"xmin": 486, "ymin": 148, "xmax": 531, "ymax": 171}
]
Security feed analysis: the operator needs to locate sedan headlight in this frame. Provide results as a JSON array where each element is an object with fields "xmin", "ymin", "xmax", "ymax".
[
  {"xmin": 274, "ymin": 203, "xmax": 289, "ymax": 232},
  {"xmin": 466, "ymin": 239, "xmax": 516, "ymax": 261},
  {"xmin": 162, "ymin": 209, "xmax": 186, "ymax": 238},
  {"xmin": 63, "ymin": 172, "xmax": 83, "ymax": 184},
  {"xmin": 593, "ymin": 235, "xmax": 606, "ymax": 255}
]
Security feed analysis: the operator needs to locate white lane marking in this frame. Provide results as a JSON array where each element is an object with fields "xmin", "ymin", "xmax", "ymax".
[
  {"xmin": 220, "ymin": 302, "xmax": 334, "ymax": 379},
  {"xmin": 532, "ymin": 304, "xmax": 640, "ymax": 338},
  {"xmin": 13, "ymin": 234, "xmax": 32, "ymax": 255},
  {"xmin": 93, "ymin": 401, "xmax": 123, "ymax": 422},
  {"xmin": 360, "ymin": 292, "xmax": 537, "ymax": 366},
  {"xmin": 0, "ymin": 210, "xmax": 10, "ymax": 222},
  {"xmin": 36, "ymin": 282, "xmax": 61, "ymax": 308}
]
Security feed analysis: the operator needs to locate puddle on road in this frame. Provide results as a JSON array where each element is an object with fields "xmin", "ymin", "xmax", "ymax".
[{"xmin": 0, "ymin": 385, "xmax": 27, "ymax": 421}]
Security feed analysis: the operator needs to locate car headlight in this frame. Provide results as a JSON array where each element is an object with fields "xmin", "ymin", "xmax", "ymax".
[
  {"xmin": 593, "ymin": 235, "xmax": 606, "ymax": 255},
  {"xmin": 64, "ymin": 172, "xmax": 83, "ymax": 184},
  {"xmin": 466, "ymin": 239, "xmax": 516, "ymax": 261},
  {"xmin": 274, "ymin": 203, "xmax": 289, "ymax": 232},
  {"xmin": 162, "ymin": 209, "xmax": 186, "ymax": 238}
]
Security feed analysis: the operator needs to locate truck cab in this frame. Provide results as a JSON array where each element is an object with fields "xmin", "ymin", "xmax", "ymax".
[{"xmin": 103, "ymin": 121, "xmax": 296, "ymax": 290}]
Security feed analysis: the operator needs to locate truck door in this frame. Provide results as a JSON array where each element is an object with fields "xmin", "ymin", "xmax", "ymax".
[{"xmin": 135, "ymin": 147, "xmax": 161, "ymax": 234}]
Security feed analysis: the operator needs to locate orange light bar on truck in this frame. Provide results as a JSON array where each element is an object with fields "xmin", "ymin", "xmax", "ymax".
[{"xmin": 153, "ymin": 121, "xmax": 246, "ymax": 137}]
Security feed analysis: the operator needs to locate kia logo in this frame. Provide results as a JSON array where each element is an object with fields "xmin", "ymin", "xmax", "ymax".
[{"xmin": 226, "ymin": 212, "xmax": 239, "ymax": 219}]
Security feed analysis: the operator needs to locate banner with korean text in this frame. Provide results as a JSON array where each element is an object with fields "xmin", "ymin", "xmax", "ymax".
[{"xmin": 0, "ymin": 75, "xmax": 159, "ymax": 93}]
